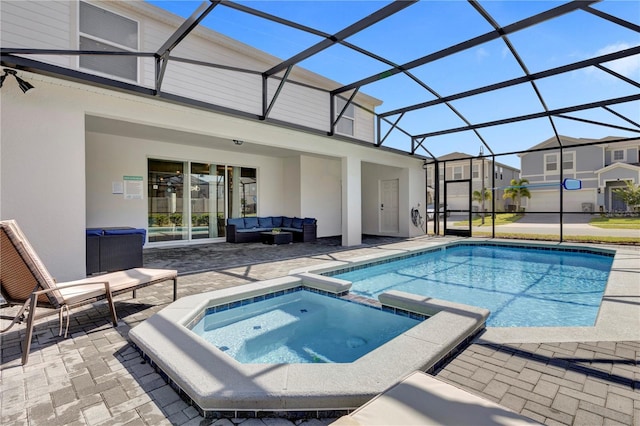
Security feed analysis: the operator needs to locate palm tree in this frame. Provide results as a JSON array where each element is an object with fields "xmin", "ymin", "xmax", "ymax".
[
  {"xmin": 472, "ymin": 187, "xmax": 492, "ymax": 205},
  {"xmin": 472, "ymin": 187, "xmax": 492, "ymax": 224},
  {"xmin": 503, "ymin": 178, "xmax": 531, "ymax": 212},
  {"xmin": 612, "ymin": 180, "xmax": 640, "ymax": 212}
]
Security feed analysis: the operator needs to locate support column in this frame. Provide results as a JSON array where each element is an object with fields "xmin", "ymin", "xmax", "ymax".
[{"xmin": 341, "ymin": 156, "xmax": 362, "ymax": 246}]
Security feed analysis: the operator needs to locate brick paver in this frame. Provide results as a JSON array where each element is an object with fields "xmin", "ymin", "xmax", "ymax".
[
  {"xmin": 434, "ymin": 340, "xmax": 640, "ymax": 426},
  {"xmin": 2, "ymin": 237, "xmax": 639, "ymax": 425}
]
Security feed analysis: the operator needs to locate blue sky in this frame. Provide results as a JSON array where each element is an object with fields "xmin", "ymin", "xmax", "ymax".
[{"xmin": 147, "ymin": 1, "xmax": 640, "ymax": 168}]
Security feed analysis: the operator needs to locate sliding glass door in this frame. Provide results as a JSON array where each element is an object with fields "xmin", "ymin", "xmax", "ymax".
[
  {"xmin": 148, "ymin": 159, "xmax": 257, "ymax": 243},
  {"xmin": 148, "ymin": 159, "xmax": 186, "ymax": 242}
]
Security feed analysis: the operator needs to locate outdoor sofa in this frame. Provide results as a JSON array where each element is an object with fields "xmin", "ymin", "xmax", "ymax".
[{"xmin": 226, "ymin": 216, "xmax": 317, "ymax": 243}]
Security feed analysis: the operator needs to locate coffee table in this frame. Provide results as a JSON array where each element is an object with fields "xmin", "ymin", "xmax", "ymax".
[{"xmin": 260, "ymin": 231, "xmax": 293, "ymax": 245}]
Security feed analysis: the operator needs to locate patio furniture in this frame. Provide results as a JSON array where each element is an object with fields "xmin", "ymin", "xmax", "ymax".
[
  {"xmin": 331, "ymin": 370, "xmax": 539, "ymax": 425},
  {"xmin": 260, "ymin": 231, "xmax": 293, "ymax": 245},
  {"xmin": 226, "ymin": 216, "xmax": 317, "ymax": 243},
  {"xmin": 86, "ymin": 227, "xmax": 146, "ymax": 275},
  {"xmin": 0, "ymin": 219, "xmax": 178, "ymax": 365}
]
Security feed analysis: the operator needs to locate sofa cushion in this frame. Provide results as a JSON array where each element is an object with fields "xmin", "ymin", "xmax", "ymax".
[
  {"xmin": 227, "ymin": 218, "xmax": 245, "ymax": 229},
  {"xmin": 281, "ymin": 217, "xmax": 293, "ymax": 227},
  {"xmin": 303, "ymin": 217, "xmax": 316, "ymax": 225},
  {"xmin": 244, "ymin": 217, "xmax": 259, "ymax": 229},
  {"xmin": 258, "ymin": 217, "xmax": 274, "ymax": 228},
  {"xmin": 292, "ymin": 217, "xmax": 303, "ymax": 229},
  {"xmin": 271, "ymin": 216, "xmax": 283, "ymax": 227}
]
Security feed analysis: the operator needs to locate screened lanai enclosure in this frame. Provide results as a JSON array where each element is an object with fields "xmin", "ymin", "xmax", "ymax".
[{"xmin": 2, "ymin": 0, "xmax": 638, "ymax": 242}]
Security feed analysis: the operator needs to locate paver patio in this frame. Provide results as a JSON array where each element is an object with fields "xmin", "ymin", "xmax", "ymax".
[{"xmin": 1, "ymin": 236, "xmax": 638, "ymax": 425}]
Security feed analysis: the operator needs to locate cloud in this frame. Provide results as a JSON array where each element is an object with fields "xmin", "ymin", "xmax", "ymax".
[
  {"xmin": 476, "ymin": 47, "xmax": 490, "ymax": 62},
  {"xmin": 591, "ymin": 42, "xmax": 640, "ymax": 78}
]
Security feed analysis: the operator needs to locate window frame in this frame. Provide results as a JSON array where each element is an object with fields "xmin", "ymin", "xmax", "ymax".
[
  {"xmin": 612, "ymin": 149, "xmax": 625, "ymax": 162},
  {"xmin": 77, "ymin": 1, "xmax": 139, "ymax": 82},
  {"xmin": 334, "ymin": 97, "xmax": 355, "ymax": 136},
  {"xmin": 453, "ymin": 165, "xmax": 463, "ymax": 180},
  {"xmin": 544, "ymin": 153, "xmax": 558, "ymax": 173},
  {"xmin": 562, "ymin": 151, "xmax": 575, "ymax": 173}
]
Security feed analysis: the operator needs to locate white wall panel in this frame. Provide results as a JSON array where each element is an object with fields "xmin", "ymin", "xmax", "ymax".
[
  {"xmin": 161, "ymin": 62, "xmax": 262, "ymax": 115},
  {"xmin": 267, "ymin": 80, "xmax": 330, "ymax": 132},
  {"xmin": 1, "ymin": 0, "xmax": 73, "ymax": 68},
  {"xmin": 354, "ymin": 106, "xmax": 376, "ymax": 143}
]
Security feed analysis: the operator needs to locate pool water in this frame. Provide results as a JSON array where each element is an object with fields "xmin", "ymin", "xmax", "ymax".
[
  {"xmin": 332, "ymin": 244, "xmax": 613, "ymax": 327},
  {"xmin": 190, "ymin": 290, "xmax": 420, "ymax": 363}
]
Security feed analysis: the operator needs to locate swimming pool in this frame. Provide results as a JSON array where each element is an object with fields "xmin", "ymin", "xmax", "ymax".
[
  {"xmin": 190, "ymin": 289, "xmax": 421, "ymax": 364},
  {"xmin": 328, "ymin": 243, "xmax": 614, "ymax": 327}
]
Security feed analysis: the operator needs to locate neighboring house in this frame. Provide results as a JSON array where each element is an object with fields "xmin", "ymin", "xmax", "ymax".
[
  {"xmin": 0, "ymin": 1, "xmax": 427, "ymax": 280},
  {"xmin": 426, "ymin": 152, "xmax": 520, "ymax": 213},
  {"xmin": 519, "ymin": 135, "xmax": 640, "ymax": 213}
]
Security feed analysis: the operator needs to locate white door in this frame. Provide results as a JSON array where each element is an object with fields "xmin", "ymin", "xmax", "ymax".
[{"xmin": 380, "ymin": 179, "xmax": 399, "ymax": 233}]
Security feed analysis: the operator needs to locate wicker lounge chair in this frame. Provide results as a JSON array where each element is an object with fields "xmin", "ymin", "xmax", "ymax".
[{"xmin": 0, "ymin": 219, "xmax": 178, "ymax": 364}]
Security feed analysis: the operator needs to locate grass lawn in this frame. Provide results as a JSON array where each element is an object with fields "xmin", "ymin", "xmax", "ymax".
[
  {"xmin": 589, "ymin": 216, "xmax": 640, "ymax": 230},
  {"xmin": 471, "ymin": 231, "xmax": 639, "ymax": 245},
  {"xmin": 454, "ymin": 213, "xmax": 523, "ymax": 227}
]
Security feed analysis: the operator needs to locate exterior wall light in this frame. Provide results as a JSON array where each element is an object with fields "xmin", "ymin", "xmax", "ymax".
[{"xmin": 0, "ymin": 69, "xmax": 35, "ymax": 93}]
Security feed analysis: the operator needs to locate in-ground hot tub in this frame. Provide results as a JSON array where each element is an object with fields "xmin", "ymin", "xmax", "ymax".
[
  {"xmin": 190, "ymin": 288, "xmax": 422, "ymax": 364},
  {"xmin": 129, "ymin": 274, "xmax": 488, "ymax": 418}
]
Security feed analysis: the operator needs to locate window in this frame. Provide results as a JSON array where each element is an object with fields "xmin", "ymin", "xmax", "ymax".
[
  {"xmin": 472, "ymin": 164, "xmax": 479, "ymax": 179},
  {"xmin": 562, "ymin": 152, "xmax": 574, "ymax": 171},
  {"xmin": 613, "ymin": 149, "xmax": 625, "ymax": 161},
  {"xmin": 335, "ymin": 97, "xmax": 355, "ymax": 136},
  {"xmin": 453, "ymin": 166, "xmax": 463, "ymax": 180},
  {"xmin": 79, "ymin": 2, "xmax": 138, "ymax": 81},
  {"xmin": 545, "ymin": 154, "xmax": 558, "ymax": 172},
  {"xmin": 545, "ymin": 152, "xmax": 574, "ymax": 173}
]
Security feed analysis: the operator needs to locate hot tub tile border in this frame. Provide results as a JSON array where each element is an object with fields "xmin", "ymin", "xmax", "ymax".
[
  {"xmin": 186, "ymin": 286, "xmax": 430, "ymax": 332},
  {"xmin": 131, "ymin": 340, "xmax": 355, "ymax": 420}
]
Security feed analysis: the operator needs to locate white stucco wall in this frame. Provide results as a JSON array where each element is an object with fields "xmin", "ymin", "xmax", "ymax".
[
  {"xmin": 300, "ymin": 155, "xmax": 342, "ymax": 237},
  {"xmin": 361, "ymin": 163, "xmax": 426, "ymax": 238},
  {"xmin": 1, "ymin": 80, "xmax": 86, "ymax": 281}
]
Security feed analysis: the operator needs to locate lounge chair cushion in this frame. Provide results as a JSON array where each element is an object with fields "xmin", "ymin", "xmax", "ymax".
[
  {"xmin": 58, "ymin": 268, "xmax": 178, "ymax": 305},
  {"xmin": 332, "ymin": 371, "xmax": 539, "ymax": 426},
  {"xmin": 1, "ymin": 221, "xmax": 63, "ymax": 306}
]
